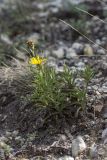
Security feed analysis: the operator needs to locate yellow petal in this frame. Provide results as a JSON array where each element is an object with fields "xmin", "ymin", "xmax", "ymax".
[{"xmin": 29, "ymin": 56, "xmax": 47, "ymax": 65}]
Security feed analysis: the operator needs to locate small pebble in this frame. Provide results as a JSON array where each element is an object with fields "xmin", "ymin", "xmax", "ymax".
[
  {"xmin": 58, "ymin": 156, "xmax": 74, "ymax": 160},
  {"xmin": 102, "ymin": 128, "xmax": 107, "ymax": 140},
  {"xmin": 90, "ymin": 143, "xmax": 98, "ymax": 158}
]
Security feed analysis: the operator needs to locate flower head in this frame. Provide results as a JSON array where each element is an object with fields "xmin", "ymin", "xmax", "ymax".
[
  {"xmin": 26, "ymin": 40, "xmax": 34, "ymax": 48},
  {"xmin": 29, "ymin": 55, "xmax": 46, "ymax": 65}
]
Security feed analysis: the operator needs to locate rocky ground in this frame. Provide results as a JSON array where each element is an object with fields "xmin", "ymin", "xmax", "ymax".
[{"xmin": 0, "ymin": 0, "xmax": 107, "ymax": 160}]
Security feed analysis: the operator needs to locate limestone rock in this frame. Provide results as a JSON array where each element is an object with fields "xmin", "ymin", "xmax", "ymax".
[
  {"xmin": 66, "ymin": 48, "xmax": 77, "ymax": 59},
  {"xmin": 72, "ymin": 42, "xmax": 83, "ymax": 55},
  {"xmin": 58, "ymin": 156, "xmax": 74, "ymax": 160},
  {"xmin": 1, "ymin": 34, "xmax": 13, "ymax": 45},
  {"xmin": 52, "ymin": 48, "xmax": 65, "ymax": 59},
  {"xmin": 84, "ymin": 44, "xmax": 94, "ymax": 56},
  {"xmin": 72, "ymin": 136, "xmax": 86, "ymax": 157},
  {"xmin": 102, "ymin": 128, "xmax": 107, "ymax": 140}
]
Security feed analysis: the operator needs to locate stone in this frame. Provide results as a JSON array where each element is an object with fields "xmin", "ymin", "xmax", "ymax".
[
  {"xmin": 90, "ymin": 143, "xmax": 98, "ymax": 158},
  {"xmin": 97, "ymin": 49, "xmax": 105, "ymax": 55},
  {"xmin": 5, "ymin": 131, "xmax": 11, "ymax": 137},
  {"xmin": 0, "ymin": 141, "xmax": 13, "ymax": 153},
  {"xmin": 0, "ymin": 136, "xmax": 8, "ymax": 143},
  {"xmin": 15, "ymin": 136, "xmax": 22, "ymax": 143},
  {"xmin": 102, "ymin": 106, "xmax": 107, "ymax": 119},
  {"xmin": 47, "ymin": 57, "xmax": 57, "ymax": 68},
  {"xmin": 104, "ymin": 119, "xmax": 107, "ymax": 124},
  {"xmin": 93, "ymin": 101, "xmax": 104, "ymax": 113},
  {"xmin": 84, "ymin": 135, "xmax": 90, "ymax": 142},
  {"xmin": 56, "ymin": 66, "xmax": 64, "ymax": 72},
  {"xmin": 75, "ymin": 62, "xmax": 85, "ymax": 71},
  {"xmin": 52, "ymin": 48, "xmax": 65, "ymax": 59},
  {"xmin": 0, "ymin": 34, "xmax": 13, "ymax": 45},
  {"xmin": 84, "ymin": 44, "xmax": 94, "ymax": 56},
  {"xmin": 17, "ymin": 158, "xmax": 29, "ymax": 160},
  {"xmin": 104, "ymin": 138, "xmax": 107, "ymax": 144},
  {"xmin": 20, "ymin": 158, "xmax": 29, "ymax": 160},
  {"xmin": 12, "ymin": 130, "xmax": 19, "ymax": 137},
  {"xmin": 72, "ymin": 43, "xmax": 83, "ymax": 54},
  {"xmin": 103, "ymin": 113, "xmax": 107, "ymax": 119},
  {"xmin": 98, "ymin": 147, "xmax": 106, "ymax": 156},
  {"xmin": 27, "ymin": 33, "xmax": 40, "ymax": 45},
  {"xmin": 72, "ymin": 136, "xmax": 87, "ymax": 157},
  {"xmin": 0, "ymin": 149, "xmax": 5, "ymax": 160},
  {"xmin": 96, "ymin": 39, "xmax": 101, "ymax": 45},
  {"xmin": 0, "ymin": 142, "xmax": 6, "ymax": 148},
  {"xmin": 66, "ymin": 48, "xmax": 77, "ymax": 59},
  {"xmin": 58, "ymin": 156, "xmax": 74, "ymax": 160},
  {"xmin": 102, "ymin": 128, "xmax": 107, "ymax": 140}
]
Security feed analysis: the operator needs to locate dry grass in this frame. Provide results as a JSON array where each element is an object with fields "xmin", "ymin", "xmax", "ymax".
[{"xmin": 0, "ymin": 58, "xmax": 33, "ymax": 98}]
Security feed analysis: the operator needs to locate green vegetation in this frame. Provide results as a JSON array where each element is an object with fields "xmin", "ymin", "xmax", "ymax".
[
  {"xmin": 70, "ymin": 19, "xmax": 89, "ymax": 36},
  {"xmin": 69, "ymin": 3, "xmax": 89, "ymax": 16},
  {"xmin": 29, "ymin": 60, "xmax": 94, "ymax": 115},
  {"xmin": 26, "ymin": 42, "xmax": 94, "ymax": 116},
  {"xmin": 69, "ymin": 4, "xmax": 89, "ymax": 37}
]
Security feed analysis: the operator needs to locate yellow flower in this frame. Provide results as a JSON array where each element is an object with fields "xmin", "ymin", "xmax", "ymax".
[{"xmin": 29, "ymin": 55, "xmax": 46, "ymax": 65}]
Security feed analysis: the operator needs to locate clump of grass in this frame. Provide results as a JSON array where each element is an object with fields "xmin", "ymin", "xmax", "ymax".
[
  {"xmin": 25, "ymin": 41, "xmax": 94, "ymax": 116},
  {"xmin": 70, "ymin": 19, "xmax": 89, "ymax": 38},
  {"xmin": 68, "ymin": 3, "xmax": 89, "ymax": 16},
  {"xmin": 66, "ymin": 4, "xmax": 89, "ymax": 40},
  {"xmin": 0, "ymin": 43, "xmax": 15, "ymax": 66}
]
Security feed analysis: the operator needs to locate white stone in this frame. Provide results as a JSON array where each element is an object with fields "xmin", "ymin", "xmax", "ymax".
[
  {"xmin": 104, "ymin": 138, "xmax": 107, "ymax": 144},
  {"xmin": 76, "ymin": 62, "xmax": 85, "ymax": 71},
  {"xmin": 66, "ymin": 48, "xmax": 77, "ymax": 59},
  {"xmin": 97, "ymin": 49, "xmax": 105, "ymax": 55},
  {"xmin": 5, "ymin": 131, "xmax": 11, "ymax": 137},
  {"xmin": 0, "ymin": 141, "xmax": 6, "ymax": 148},
  {"xmin": 58, "ymin": 156, "xmax": 74, "ymax": 160},
  {"xmin": 18, "ymin": 158, "xmax": 29, "ymax": 160},
  {"xmin": 0, "ymin": 34, "xmax": 13, "ymax": 45},
  {"xmin": 0, "ymin": 141, "xmax": 13, "ymax": 152},
  {"xmin": 103, "ymin": 113, "xmax": 107, "ymax": 119},
  {"xmin": 47, "ymin": 57, "xmax": 57, "ymax": 68},
  {"xmin": 104, "ymin": 119, "xmax": 107, "ymax": 124},
  {"xmin": 12, "ymin": 130, "xmax": 19, "ymax": 136},
  {"xmin": 52, "ymin": 48, "xmax": 64, "ymax": 59},
  {"xmin": 84, "ymin": 44, "xmax": 94, "ymax": 56},
  {"xmin": 102, "ymin": 128, "xmax": 107, "ymax": 140},
  {"xmin": 72, "ymin": 43, "xmax": 83, "ymax": 51},
  {"xmin": 0, "ymin": 136, "xmax": 8, "ymax": 143},
  {"xmin": 72, "ymin": 136, "xmax": 86, "ymax": 157},
  {"xmin": 56, "ymin": 66, "xmax": 64, "ymax": 72},
  {"xmin": 15, "ymin": 136, "xmax": 22, "ymax": 141}
]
